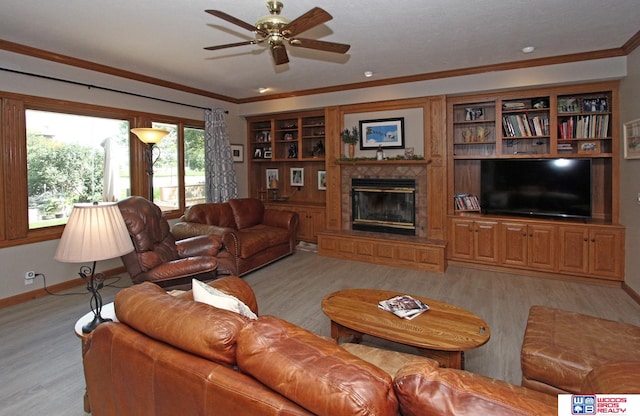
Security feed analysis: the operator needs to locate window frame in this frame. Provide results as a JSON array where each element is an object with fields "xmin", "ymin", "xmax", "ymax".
[{"xmin": 0, "ymin": 91, "xmax": 205, "ymax": 248}]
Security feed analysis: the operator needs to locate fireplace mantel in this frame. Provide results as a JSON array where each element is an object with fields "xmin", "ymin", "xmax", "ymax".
[
  {"xmin": 322, "ymin": 96, "xmax": 448, "ymax": 263},
  {"xmin": 336, "ymin": 159, "xmax": 430, "ymax": 166}
]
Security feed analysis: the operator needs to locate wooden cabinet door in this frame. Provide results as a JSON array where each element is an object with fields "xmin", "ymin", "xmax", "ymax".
[
  {"xmin": 450, "ymin": 218, "xmax": 497, "ymax": 263},
  {"xmin": 473, "ymin": 220, "xmax": 498, "ymax": 263},
  {"xmin": 500, "ymin": 222, "xmax": 527, "ymax": 267},
  {"xmin": 558, "ymin": 227, "xmax": 589, "ymax": 274},
  {"xmin": 527, "ymin": 224, "xmax": 556, "ymax": 271},
  {"xmin": 559, "ymin": 226, "xmax": 622, "ymax": 279},
  {"xmin": 297, "ymin": 207, "xmax": 314, "ymax": 242},
  {"xmin": 308, "ymin": 207, "xmax": 326, "ymax": 242},
  {"xmin": 501, "ymin": 221, "xmax": 555, "ymax": 270},
  {"xmin": 449, "ymin": 218, "xmax": 474, "ymax": 260},
  {"xmin": 291, "ymin": 206, "xmax": 325, "ymax": 243},
  {"xmin": 589, "ymin": 229, "xmax": 623, "ymax": 279}
]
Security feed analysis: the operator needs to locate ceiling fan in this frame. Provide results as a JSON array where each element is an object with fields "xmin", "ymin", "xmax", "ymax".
[{"xmin": 204, "ymin": 1, "xmax": 351, "ymax": 65}]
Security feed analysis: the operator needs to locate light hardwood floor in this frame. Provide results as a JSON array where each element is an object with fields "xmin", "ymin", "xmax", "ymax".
[{"xmin": 2, "ymin": 250, "xmax": 639, "ymax": 415}]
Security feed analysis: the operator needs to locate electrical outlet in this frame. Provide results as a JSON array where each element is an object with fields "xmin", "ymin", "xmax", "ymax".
[{"xmin": 24, "ymin": 271, "xmax": 36, "ymax": 285}]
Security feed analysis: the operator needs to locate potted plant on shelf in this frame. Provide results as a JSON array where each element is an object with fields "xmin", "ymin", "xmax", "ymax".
[{"xmin": 341, "ymin": 127, "xmax": 359, "ymax": 158}]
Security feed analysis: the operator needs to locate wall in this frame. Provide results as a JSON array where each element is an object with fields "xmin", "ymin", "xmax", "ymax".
[
  {"xmin": 620, "ymin": 47, "xmax": 640, "ymax": 294},
  {"xmin": 0, "ymin": 50, "xmax": 633, "ymax": 301},
  {"xmin": 0, "ymin": 50, "xmax": 245, "ymax": 301}
]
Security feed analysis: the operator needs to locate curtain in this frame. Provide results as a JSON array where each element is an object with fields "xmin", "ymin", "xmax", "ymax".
[{"xmin": 204, "ymin": 108, "xmax": 238, "ymax": 202}]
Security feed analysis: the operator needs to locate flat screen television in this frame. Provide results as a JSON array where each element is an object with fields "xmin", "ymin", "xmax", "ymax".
[{"xmin": 480, "ymin": 158, "xmax": 592, "ymax": 219}]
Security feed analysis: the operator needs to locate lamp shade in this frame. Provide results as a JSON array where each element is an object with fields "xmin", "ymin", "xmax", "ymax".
[
  {"xmin": 54, "ymin": 203, "xmax": 134, "ymax": 263},
  {"xmin": 131, "ymin": 128, "xmax": 169, "ymax": 144}
]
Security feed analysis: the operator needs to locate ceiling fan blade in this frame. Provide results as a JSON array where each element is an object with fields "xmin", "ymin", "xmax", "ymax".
[
  {"xmin": 204, "ymin": 40, "xmax": 263, "ymax": 51},
  {"xmin": 205, "ymin": 10, "xmax": 267, "ymax": 36},
  {"xmin": 281, "ymin": 7, "xmax": 332, "ymax": 37},
  {"xmin": 289, "ymin": 38, "xmax": 350, "ymax": 54},
  {"xmin": 271, "ymin": 44, "xmax": 289, "ymax": 65}
]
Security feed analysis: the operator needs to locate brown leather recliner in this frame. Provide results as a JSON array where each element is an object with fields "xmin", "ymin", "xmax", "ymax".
[{"xmin": 117, "ymin": 196, "xmax": 221, "ymax": 289}]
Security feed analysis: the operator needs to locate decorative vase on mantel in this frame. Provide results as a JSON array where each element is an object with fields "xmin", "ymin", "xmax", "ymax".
[{"xmin": 341, "ymin": 127, "xmax": 359, "ymax": 159}]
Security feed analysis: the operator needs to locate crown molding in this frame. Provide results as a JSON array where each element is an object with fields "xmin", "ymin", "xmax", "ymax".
[
  {"xmin": 2, "ymin": 32, "xmax": 639, "ymax": 105},
  {"xmin": 0, "ymin": 39, "xmax": 239, "ymax": 104}
]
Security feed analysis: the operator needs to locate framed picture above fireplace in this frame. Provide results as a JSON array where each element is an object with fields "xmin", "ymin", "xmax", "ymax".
[{"xmin": 359, "ymin": 117, "xmax": 405, "ymax": 150}]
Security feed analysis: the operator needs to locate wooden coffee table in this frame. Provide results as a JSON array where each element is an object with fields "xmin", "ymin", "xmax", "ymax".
[{"xmin": 321, "ymin": 288, "xmax": 490, "ymax": 369}]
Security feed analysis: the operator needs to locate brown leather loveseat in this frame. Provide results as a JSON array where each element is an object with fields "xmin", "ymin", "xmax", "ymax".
[
  {"xmin": 83, "ymin": 278, "xmax": 563, "ymax": 416},
  {"xmin": 171, "ymin": 198, "xmax": 298, "ymax": 275}
]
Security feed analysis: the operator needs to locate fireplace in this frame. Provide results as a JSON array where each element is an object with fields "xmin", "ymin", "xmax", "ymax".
[{"xmin": 351, "ymin": 178, "xmax": 416, "ymax": 235}]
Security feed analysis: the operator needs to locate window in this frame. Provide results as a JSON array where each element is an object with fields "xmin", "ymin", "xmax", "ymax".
[
  {"xmin": 184, "ymin": 127, "xmax": 205, "ymax": 207},
  {"xmin": 25, "ymin": 110, "xmax": 131, "ymax": 229},
  {"xmin": 151, "ymin": 122, "xmax": 179, "ymax": 211},
  {"xmin": 0, "ymin": 92, "xmax": 206, "ymax": 247},
  {"xmin": 148, "ymin": 123, "xmax": 206, "ymax": 212}
]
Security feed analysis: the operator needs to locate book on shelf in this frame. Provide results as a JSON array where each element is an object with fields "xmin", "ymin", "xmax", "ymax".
[
  {"xmin": 378, "ymin": 295, "xmax": 430, "ymax": 320},
  {"xmin": 502, "ymin": 114, "xmax": 549, "ymax": 137},
  {"xmin": 454, "ymin": 194, "xmax": 480, "ymax": 211},
  {"xmin": 559, "ymin": 115, "xmax": 609, "ymax": 139},
  {"xmin": 502, "ymin": 102, "xmax": 527, "ymax": 110}
]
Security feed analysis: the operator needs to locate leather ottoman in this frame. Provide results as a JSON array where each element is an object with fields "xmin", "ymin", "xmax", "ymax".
[{"xmin": 521, "ymin": 305, "xmax": 640, "ymax": 395}]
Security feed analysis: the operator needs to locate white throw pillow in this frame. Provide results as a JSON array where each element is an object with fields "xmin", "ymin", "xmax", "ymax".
[{"xmin": 192, "ymin": 279, "xmax": 257, "ymax": 320}]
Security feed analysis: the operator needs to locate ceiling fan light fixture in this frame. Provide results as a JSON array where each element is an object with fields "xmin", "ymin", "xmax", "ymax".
[
  {"xmin": 256, "ymin": 14, "xmax": 290, "ymax": 32},
  {"xmin": 256, "ymin": 1, "xmax": 289, "ymax": 33},
  {"xmin": 522, "ymin": 46, "xmax": 536, "ymax": 54},
  {"xmin": 204, "ymin": 2, "xmax": 350, "ymax": 67}
]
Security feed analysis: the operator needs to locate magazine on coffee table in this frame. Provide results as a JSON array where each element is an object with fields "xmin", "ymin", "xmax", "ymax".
[{"xmin": 378, "ymin": 295, "xmax": 430, "ymax": 320}]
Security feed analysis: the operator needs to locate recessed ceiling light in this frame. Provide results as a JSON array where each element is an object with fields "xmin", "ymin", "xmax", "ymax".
[
  {"xmin": 364, "ymin": 71, "xmax": 374, "ymax": 78},
  {"xmin": 522, "ymin": 46, "xmax": 536, "ymax": 54},
  {"xmin": 258, "ymin": 87, "xmax": 268, "ymax": 94}
]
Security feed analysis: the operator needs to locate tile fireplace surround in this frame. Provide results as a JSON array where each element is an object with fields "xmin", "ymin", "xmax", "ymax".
[{"xmin": 340, "ymin": 164, "xmax": 428, "ymax": 238}]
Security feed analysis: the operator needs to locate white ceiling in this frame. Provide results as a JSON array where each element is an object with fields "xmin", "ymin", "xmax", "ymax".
[{"xmin": 1, "ymin": 0, "xmax": 639, "ymax": 101}]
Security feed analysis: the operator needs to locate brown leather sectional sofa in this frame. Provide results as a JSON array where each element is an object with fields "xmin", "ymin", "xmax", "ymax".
[
  {"xmin": 171, "ymin": 198, "xmax": 298, "ymax": 276},
  {"xmin": 83, "ymin": 278, "xmax": 569, "ymax": 416}
]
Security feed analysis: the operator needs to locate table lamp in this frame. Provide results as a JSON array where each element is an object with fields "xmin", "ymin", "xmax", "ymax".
[
  {"xmin": 131, "ymin": 128, "xmax": 169, "ymax": 202},
  {"xmin": 54, "ymin": 202, "xmax": 134, "ymax": 333}
]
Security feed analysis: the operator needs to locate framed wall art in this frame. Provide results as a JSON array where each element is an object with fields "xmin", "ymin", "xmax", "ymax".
[
  {"xmin": 578, "ymin": 141, "xmax": 600, "ymax": 154},
  {"xmin": 317, "ymin": 170, "xmax": 326, "ymax": 190},
  {"xmin": 231, "ymin": 144, "xmax": 244, "ymax": 162},
  {"xmin": 266, "ymin": 168, "xmax": 279, "ymax": 189},
  {"xmin": 290, "ymin": 167, "xmax": 304, "ymax": 186},
  {"xmin": 359, "ymin": 117, "xmax": 405, "ymax": 150},
  {"xmin": 623, "ymin": 118, "xmax": 640, "ymax": 159}
]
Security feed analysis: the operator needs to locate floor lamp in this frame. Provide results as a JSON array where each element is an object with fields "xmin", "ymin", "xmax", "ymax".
[
  {"xmin": 54, "ymin": 202, "xmax": 134, "ymax": 333},
  {"xmin": 131, "ymin": 128, "xmax": 169, "ymax": 202}
]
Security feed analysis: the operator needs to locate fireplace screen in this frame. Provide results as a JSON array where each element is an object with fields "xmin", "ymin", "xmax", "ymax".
[{"xmin": 352, "ymin": 178, "xmax": 416, "ymax": 235}]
